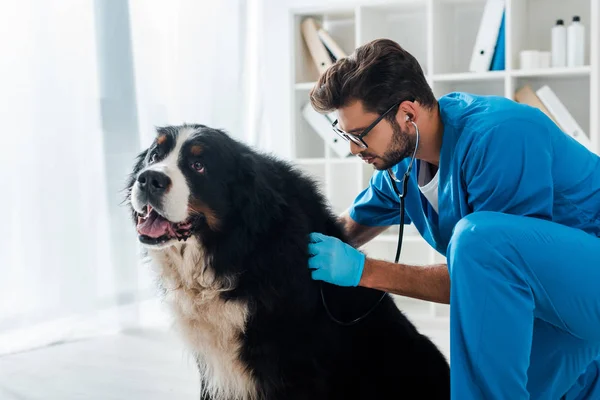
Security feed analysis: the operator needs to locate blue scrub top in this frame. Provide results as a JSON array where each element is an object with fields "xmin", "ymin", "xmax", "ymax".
[{"xmin": 349, "ymin": 92, "xmax": 600, "ymax": 256}]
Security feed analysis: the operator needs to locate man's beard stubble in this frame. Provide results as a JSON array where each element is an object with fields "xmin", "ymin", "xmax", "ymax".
[{"xmin": 375, "ymin": 120, "xmax": 417, "ymax": 171}]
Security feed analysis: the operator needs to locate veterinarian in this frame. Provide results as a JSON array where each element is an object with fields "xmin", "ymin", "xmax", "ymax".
[{"xmin": 306, "ymin": 38, "xmax": 600, "ymax": 399}]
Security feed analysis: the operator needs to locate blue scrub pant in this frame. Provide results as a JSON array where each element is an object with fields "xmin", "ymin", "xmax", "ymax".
[{"xmin": 447, "ymin": 211, "xmax": 600, "ymax": 399}]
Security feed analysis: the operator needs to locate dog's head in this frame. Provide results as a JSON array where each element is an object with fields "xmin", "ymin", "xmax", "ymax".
[{"xmin": 126, "ymin": 124, "xmax": 250, "ymax": 249}]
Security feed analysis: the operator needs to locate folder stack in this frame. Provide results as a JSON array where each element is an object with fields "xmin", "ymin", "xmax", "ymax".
[
  {"xmin": 301, "ymin": 17, "xmax": 347, "ymax": 76},
  {"xmin": 300, "ymin": 18, "xmax": 351, "ymax": 157},
  {"xmin": 515, "ymin": 85, "xmax": 591, "ymax": 149}
]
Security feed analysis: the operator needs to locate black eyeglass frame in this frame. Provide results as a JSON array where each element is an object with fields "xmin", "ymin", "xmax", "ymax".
[{"xmin": 331, "ymin": 101, "xmax": 400, "ymax": 149}]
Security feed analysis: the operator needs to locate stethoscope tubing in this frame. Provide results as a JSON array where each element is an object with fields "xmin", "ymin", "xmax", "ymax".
[{"xmin": 322, "ymin": 120, "xmax": 420, "ymax": 326}]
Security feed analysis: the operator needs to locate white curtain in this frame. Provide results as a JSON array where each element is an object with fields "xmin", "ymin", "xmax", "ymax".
[
  {"xmin": 129, "ymin": 0, "xmax": 270, "ymax": 148},
  {"xmin": 0, "ymin": 0, "xmax": 267, "ymax": 355}
]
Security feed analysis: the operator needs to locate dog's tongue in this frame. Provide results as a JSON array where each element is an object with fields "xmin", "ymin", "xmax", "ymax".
[{"xmin": 137, "ymin": 210, "xmax": 171, "ymax": 238}]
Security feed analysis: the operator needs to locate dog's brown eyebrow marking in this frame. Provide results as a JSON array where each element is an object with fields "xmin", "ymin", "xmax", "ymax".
[
  {"xmin": 191, "ymin": 145, "xmax": 203, "ymax": 155},
  {"xmin": 157, "ymin": 135, "xmax": 167, "ymax": 145}
]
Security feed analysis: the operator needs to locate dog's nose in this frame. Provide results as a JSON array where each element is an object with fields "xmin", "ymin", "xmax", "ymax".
[{"xmin": 137, "ymin": 170, "xmax": 171, "ymax": 195}]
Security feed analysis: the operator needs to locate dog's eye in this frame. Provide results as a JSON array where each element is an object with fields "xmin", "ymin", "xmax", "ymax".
[
  {"xmin": 149, "ymin": 152, "xmax": 158, "ymax": 163},
  {"xmin": 191, "ymin": 161, "xmax": 205, "ymax": 173}
]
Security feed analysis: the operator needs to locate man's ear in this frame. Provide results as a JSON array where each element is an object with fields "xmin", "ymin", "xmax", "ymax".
[{"xmin": 399, "ymin": 100, "xmax": 417, "ymax": 123}]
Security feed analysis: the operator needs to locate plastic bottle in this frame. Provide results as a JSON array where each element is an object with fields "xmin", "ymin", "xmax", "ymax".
[
  {"xmin": 567, "ymin": 16, "xmax": 585, "ymax": 67},
  {"xmin": 552, "ymin": 19, "xmax": 567, "ymax": 68}
]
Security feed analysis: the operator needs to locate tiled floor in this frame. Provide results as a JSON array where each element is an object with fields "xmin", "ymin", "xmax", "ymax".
[{"xmin": 0, "ymin": 305, "xmax": 449, "ymax": 400}]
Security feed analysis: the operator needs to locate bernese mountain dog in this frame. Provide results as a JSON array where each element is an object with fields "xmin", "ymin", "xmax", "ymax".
[{"xmin": 125, "ymin": 124, "xmax": 450, "ymax": 399}]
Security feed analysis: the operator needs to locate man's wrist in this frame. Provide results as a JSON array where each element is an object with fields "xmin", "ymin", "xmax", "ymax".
[
  {"xmin": 358, "ymin": 257, "xmax": 376, "ymax": 288},
  {"xmin": 351, "ymin": 251, "xmax": 367, "ymax": 287},
  {"xmin": 356, "ymin": 257, "xmax": 450, "ymax": 304}
]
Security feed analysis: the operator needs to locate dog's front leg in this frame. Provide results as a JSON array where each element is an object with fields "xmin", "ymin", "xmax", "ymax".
[
  {"xmin": 199, "ymin": 389, "xmax": 212, "ymax": 400},
  {"xmin": 195, "ymin": 357, "xmax": 213, "ymax": 400}
]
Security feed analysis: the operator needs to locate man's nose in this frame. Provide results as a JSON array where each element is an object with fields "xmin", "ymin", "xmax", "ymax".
[
  {"xmin": 349, "ymin": 141, "xmax": 362, "ymax": 156},
  {"xmin": 137, "ymin": 170, "xmax": 171, "ymax": 196}
]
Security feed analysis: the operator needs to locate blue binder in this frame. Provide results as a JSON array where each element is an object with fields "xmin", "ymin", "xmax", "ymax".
[{"xmin": 490, "ymin": 11, "xmax": 506, "ymax": 71}]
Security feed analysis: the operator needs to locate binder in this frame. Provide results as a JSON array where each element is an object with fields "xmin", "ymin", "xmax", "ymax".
[
  {"xmin": 536, "ymin": 85, "xmax": 591, "ymax": 149},
  {"xmin": 490, "ymin": 11, "xmax": 505, "ymax": 71},
  {"xmin": 317, "ymin": 28, "xmax": 347, "ymax": 61},
  {"xmin": 301, "ymin": 102, "xmax": 352, "ymax": 158},
  {"xmin": 469, "ymin": 0, "xmax": 505, "ymax": 72},
  {"xmin": 301, "ymin": 18, "xmax": 334, "ymax": 75},
  {"xmin": 514, "ymin": 85, "xmax": 559, "ymax": 126}
]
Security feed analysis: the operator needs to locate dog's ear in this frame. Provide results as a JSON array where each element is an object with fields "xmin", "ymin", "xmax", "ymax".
[
  {"xmin": 238, "ymin": 152, "xmax": 257, "ymax": 181},
  {"xmin": 234, "ymin": 152, "xmax": 265, "ymax": 205},
  {"xmin": 234, "ymin": 152, "xmax": 285, "ymax": 230},
  {"xmin": 237, "ymin": 152, "xmax": 276, "ymax": 196}
]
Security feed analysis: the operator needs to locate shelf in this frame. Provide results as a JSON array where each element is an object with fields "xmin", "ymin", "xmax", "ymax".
[
  {"xmin": 432, "ymin": 0, "xmax": 489, "ymax": 75},
  {"xmin": 295, "ymin": 82, "xmax": 317, "ymax": 90},
  {"xmin": 359, "ymin": 0, "xmax": 427, "ymax": 12},
  {"xmin": 430, "ymin": 67, "xmax": 590, "ymax": 85},
  {"xmin": 373, "ymin": 234, "xmax": 426, "ymax": 243},
  {"xmin": 431, "ymin": 70, "xmax": 506, "ymax": 82},
  {"xmin": 512, "ymin": 77, "xmax": 592, "ymax": 136},
  {"xmin": 289, "ymin": 0, "xmax": 600, "ymax": 300},
  {"xmin": 295, "ymin": 161, "xmax": 326, "ymax": 190},
  {"xmin": 300, "ymin": 67, "xmax": 589, "ymax": 90},
  {"xmin": 438, "ymin": 0, "xmax": 488, "ymax": 3},
  {"xmin": 433, "ymin": 75, "xmax": 505, "ymax": 98},
  {"xmin": 510, "ymin": 0, "xmax": 592, "ymax": 70},
  {"xmin": 329, "ymin": 162, "xmax": 363, "ymax": 214},
  {"xmin": 510, "ymin": 66, "xmax": 591, "ymax": 78},
  {"xmin": 295, "ymin": 158, "xmax": 327, "ymax": 165},
  {"xmin": 291, "ymin": 5, "xmax": 354, "ymax": 19},
  {"xmin": 329, "ymin": 157, "xmax": 361, "ymax": 164},
  {"xmin": 295, "ymin": 157, "xmax": 360, "ymax": 165},
  {"xmin": 358, "ymin": 2, "xmax": 428, "ymax": 73},
  {"xmin": 361, "ymin": 231, "xmax": 438, "ymax": 265},
  {"xmin": 293, "ymin": 8, "xmax": 356, "ymax": 84}
]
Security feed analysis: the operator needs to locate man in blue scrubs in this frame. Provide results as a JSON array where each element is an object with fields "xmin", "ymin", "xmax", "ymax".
[{"xmin": 307, "ymin": 38, "xmax": 600, "ymax": 399}]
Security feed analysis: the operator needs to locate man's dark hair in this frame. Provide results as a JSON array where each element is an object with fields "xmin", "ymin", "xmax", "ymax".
[{"xmin": 309, "ymin": 39, "xmax": 436, "ymax": 120}]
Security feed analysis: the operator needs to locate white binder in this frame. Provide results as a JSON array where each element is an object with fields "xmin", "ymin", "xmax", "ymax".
[
  {"xmin": 317, "ymin": 28, "xmax": 347, "ymax": 61},
  {"xmin": 301, "ymin": 102, "xmax": 352, "ymax": 158},
  {"xmin": 536, "ymin": 85, "xmax": 591, "ymax": 149},
  {"xmin": 514, "ymin": 85, "xmax": 559, "ymax": 126},
  {"xmin": 469, "ymin": 0, "xmax": 505, "ymax": 72}
]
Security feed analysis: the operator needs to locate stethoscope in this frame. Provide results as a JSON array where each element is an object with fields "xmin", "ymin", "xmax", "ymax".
[{"xmin": 322, "ymin": 119, "xmax": 421, "ymax": 326}]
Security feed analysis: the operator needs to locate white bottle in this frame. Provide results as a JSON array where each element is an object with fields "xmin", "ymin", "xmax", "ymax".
[
  {"xmin": 567, "ymin": 16, "xmax": 585, "ymax": 67},
  {"xmin": 552, "ymin": 19, "xmax": 567, "ymax": 68}
]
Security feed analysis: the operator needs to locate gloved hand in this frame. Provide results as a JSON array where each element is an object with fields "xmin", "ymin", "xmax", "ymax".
[{"xmin": 308, "ymin": 232, "xmax": 366, "ymax": 287}]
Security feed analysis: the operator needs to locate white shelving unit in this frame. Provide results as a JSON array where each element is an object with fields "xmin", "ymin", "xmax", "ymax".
[{"xmin": 288, "ymin": 0, "xmax": 599, "ymax": 319}]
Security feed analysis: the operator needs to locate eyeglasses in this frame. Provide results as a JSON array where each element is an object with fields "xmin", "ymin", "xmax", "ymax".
[{"xmin": 331, "ymin": 102, "xmax": 400, "ymax": 149}]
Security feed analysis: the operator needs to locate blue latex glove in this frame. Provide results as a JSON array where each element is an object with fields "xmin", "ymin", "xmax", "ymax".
[{"xmin": 307, "ymin": 232, "xmax": 366, "ymax": 287}]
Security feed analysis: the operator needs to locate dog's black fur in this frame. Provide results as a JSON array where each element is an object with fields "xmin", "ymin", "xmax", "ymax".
[{"xmin": 126, "ymin": 124, "xmax": 450, "ymax": 399}]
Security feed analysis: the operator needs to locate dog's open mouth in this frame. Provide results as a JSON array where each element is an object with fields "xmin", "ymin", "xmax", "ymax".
[{"xmin": 136, "ymin": 205, "xmax": 193, "ymax": 245}]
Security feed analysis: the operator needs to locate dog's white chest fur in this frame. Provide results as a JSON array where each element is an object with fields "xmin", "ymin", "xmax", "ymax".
[{"xmin": 149, "ymin": 239, "xmax": 256, "ymax": 400}]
